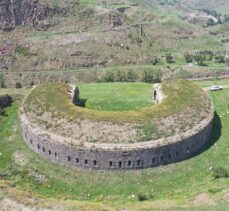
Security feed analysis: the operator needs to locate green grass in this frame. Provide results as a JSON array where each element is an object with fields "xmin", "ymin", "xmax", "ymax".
[
  {"xmin": 195, "ymin": 78, "xmax": 229, "ymax": 87},
  {"xmin": 24, "ymin": 80, "xmax": 209, "ymax": 123},
  {"xmin": 78, "ymin": 82, "xmax": 153, "ymax": 111},
  {"xmin": 1, "ymin": 80, "xmax": 229, "ymax": 209}
]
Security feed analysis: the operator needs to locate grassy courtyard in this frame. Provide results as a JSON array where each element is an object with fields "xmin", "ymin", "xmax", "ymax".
[
  {"xmin": 23, "ymin": 80, "xmax": 208, "ymax": 124},
  {"xmin": 0, "ymin": 80, "xmax": 229, "ymax": 210},
  {"xmin": 78, "ymin": 82, "xmax": 153, "ymax": 111}
]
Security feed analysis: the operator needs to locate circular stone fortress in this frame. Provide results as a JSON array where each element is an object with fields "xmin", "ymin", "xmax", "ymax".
[{"xmin": 20, "ymin": 80, "xmax": 214, "ymax": 171}]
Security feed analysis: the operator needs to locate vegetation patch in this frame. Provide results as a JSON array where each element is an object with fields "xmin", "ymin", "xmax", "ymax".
[
  {"xmin": 78, "ymin": 82, "xmax": 152, "ymax": 111},
  {"xmin": 23, "ymin": 79, "xmax": 210, "ymax": 123},
  {"xmin": 137, "ymin": 122, "xmax": 165, "ymax": 141},
  {"xmin": 212, "ymin": 167, "xmax": 229, "ymax": 179},
  {"xmin": 14, "ymin": 45, "xmax": 36, "ymax": 58}
]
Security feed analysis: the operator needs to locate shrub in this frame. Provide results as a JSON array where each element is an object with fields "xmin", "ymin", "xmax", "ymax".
[
  {"xmin": 101, "ymin": 70, "xmax": 115, "ymax": 82},
  {"xmin": 212, "ymin": 167, "xmax": 228, "ymax": 179},
  {"xmin": 151, "ymin": 57, "xmax": 160, "ymax": 65},
  {"xmin": 115, "ymin": 70, "xmax": 127, "ymax": 82},
  {"xmin": 194, "ymin": 54, "xmax": 206, "ymax": 66},
  {"xmin": 224, "ymin": 14, "xmax": 229, "ymax": 23},
  {"xmin": 30, "ymin": 81, "xmax": 35, "ymax": 86},
  {"xmin": 207, "ymin": 18, "xmax": 215, "ymax": 27},
  {"xmin": 208, "ymin": 53, "xmax": 213, "ymax": 61},
  {"xmin": 142, "ymin": 68, "xmax": 162, "ymax": 83},
  {"xmin": 166, "ymin": 53, "xmax": 174, "ymax": 63},
  {"xmin": 135, "ymin": 36, "xmax": 143, "ymax": 44},
  {"xmin": 126, "ymin": 69, "xmax": 137, "ymax": 82},
  {"xmin": 16, "ymin": 82, "xmax": 22, "ymax": 89},
  {"xmin": 184, "ymin": 54, "xmax": 193, "ymax": 63},
  {"xmin": 129, "ymin": 34, "xmax": 142, "ymax": 44},
  {"xmin": 214, "ymin": 55, "xmax": 225, "ymax": 63},
  {"xmin": 202, "ymin": 9, "xmax": 218, "ymax": 17},
  {"xmin": 78, "ymin": 8, "xmax": 94, "ymax": 20},
  {"xmin": 15, "ymin": 45, "xmax": 31, "ymax": 57},
  {"xmin": 137, "ymin": 193, "xmax": 148, "ymax": 201}
]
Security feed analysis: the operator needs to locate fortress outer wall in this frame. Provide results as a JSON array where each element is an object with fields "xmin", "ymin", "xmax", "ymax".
[{"xmin": 20, "ymin": 114, "xmax": 214, "ymax": 171}]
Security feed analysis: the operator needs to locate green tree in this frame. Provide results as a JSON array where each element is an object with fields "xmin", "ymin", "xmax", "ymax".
[
  {"xmin": 224, "ymin": 14, "xmax": 229, "ymax": 22},
  {"xmin": 214, "ymin": 55, "xmax": 225, "ymax": 63},
  {"xmin": 16, "ymin": 82, "xmax": 22, "ymax": 89},
  {"xmin": 166, "ymin": 53, "xmax": 174, "ymax": 63},
  {"xmin": 207, "ymin": 18, "xmax": 214, "ymax": 27},
  {"xmin": 194, "ymin": 54, "xmax": 206, "ymax": 66},
  {"xmin": 208, "ymin": 53, "xmax": 213, "ymax": 61},
  {"xmin": 184, "ymin": 54, "xmax": 193, "ymax": 63},
  {"xmin": 218, "ymin": 18, "xmax": 222, "ymax": 24}
]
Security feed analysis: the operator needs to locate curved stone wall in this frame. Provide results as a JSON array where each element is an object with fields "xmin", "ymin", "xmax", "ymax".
[{"xmin": 20, "ymin": 111, "xmax": 214, "ymax": 171}]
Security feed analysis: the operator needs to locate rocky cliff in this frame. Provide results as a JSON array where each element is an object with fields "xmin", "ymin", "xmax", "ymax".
[{"xmin": 0, "ymin": 0, "xmax": 62, "ymax": 31}]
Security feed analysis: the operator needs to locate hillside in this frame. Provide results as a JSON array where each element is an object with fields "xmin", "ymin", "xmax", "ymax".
[
  {"xmin": 0, "ymin": 0, "xmax": 229, "ymax": 87},
  {"xmin": 0, "ymin": 0, "xmax": 227, "ymax": 88},
  {"xmin": 181, "ymin": 0, "xmax": 229, "ymax": 13}
]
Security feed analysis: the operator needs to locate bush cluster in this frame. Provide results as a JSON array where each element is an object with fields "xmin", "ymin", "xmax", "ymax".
[
  {"xmin": 184, "ymin": 52, "xmax": 226, "ymax": 66},
  {"xmin": 142, "ymin": 68, "xmax": 162, "ymax": 83},
  {"xmin": 15, "ymin": 45, "xmax": 31, "ymax": 57},
  {"xmin": 137, "ymin": 193, "xmax": 148, "ymax": 201},
  {"xmin": 101, "ymin": 68, "xmax": 162, "ymax": 83},
  {"xmin": 100, "ymin": 69, "xmax": 137, "ymax": 83},
  {"xmin": 166, "ymin": 53, "xmax": 175, "ymax": 63},
  {"xmin": 16, "ymin": 82, "xmax": 22, "ymax": 89},
  {"xmin": 212, "ymin": 167, "xmax": 229, "ymax": 179}
]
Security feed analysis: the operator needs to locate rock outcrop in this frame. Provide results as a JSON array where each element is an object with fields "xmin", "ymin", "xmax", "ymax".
[{"xmin": 0, "ymin": 0, "xmax": 61, "ymax": 31}]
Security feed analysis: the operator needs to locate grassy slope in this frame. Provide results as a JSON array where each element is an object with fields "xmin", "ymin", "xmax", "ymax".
[
  {"xmin": 0, "ymin": 80, "xmax": 229, "ymax": 210},
  {"xmin": 23, "ymin": 80, "xmax": 209, "ymax": 122},
  {"xmin": 180, "ymin": 0, "xmax": 229, "ymax": 13},
  {"xmin": 1, "ymin": 0, "xmax": 227, "ymax": 73}
]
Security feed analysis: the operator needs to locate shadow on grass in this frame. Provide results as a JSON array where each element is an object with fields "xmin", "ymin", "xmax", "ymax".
[
  {"xmin": 78, "ymin": 98, "xmax": 87, "ymax": 108},
  {"xmin": 197, "ymin": 111, "xmax": 222, "ymax": 155}
]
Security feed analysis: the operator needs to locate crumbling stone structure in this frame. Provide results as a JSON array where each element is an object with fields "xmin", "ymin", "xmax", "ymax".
[
  {"xmin": 72, "ymin": 86, "xmax": 81, "ymax": 106},
  {"xmin": 153, "ymin": 84, "xmax": 164, "ymax": 104}
]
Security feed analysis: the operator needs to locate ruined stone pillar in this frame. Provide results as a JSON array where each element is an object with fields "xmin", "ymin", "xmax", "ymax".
[
  {"xmin": 72, "ymin": 86, "xmax": 81, "ymax": 106},
  {"xmin": 153, "ymin": 84, "xmax": 164, "ymax": 104}
]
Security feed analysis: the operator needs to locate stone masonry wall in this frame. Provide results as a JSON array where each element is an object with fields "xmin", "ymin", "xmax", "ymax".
[{"xmin": 20, "ymin": 112, "xmax": 214, "ymax": 171}]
